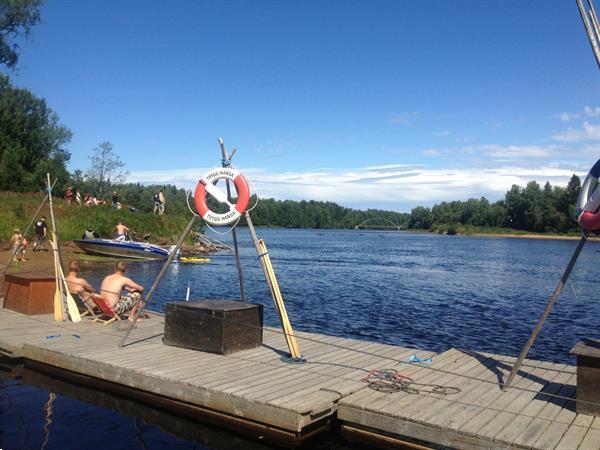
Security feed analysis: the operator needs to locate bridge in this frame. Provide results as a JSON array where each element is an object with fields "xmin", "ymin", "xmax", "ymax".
[{"xmin": 354, "ymin": 217, "xmax": 408, "ymax": 231}]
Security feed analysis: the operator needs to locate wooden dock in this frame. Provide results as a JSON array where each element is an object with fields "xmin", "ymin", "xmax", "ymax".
[{"xmin": 0, "ymin": 307, "xmax": 598, "ymax": 449}]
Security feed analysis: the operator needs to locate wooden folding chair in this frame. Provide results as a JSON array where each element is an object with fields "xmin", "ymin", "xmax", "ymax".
[
  {"xmin": 71, "ymin": 293, "xmax": 98, "ymax": 318},
  {"xmin": 90, "ymin": 294, "xmax": 125, "ymax": 325}
]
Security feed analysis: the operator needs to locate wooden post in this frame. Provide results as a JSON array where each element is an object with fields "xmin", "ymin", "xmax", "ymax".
[
  {"xmin": 218, "ymin": 137, "xmax": 247, "ymax": 303},
  {"xmin": 245, "ymin": 211, "xmax": 302, "ymax": 359},
  {"xmin": 504, "ymin": 234, "xmax": 588, "ymax": 389},
  {"xmin": 119, "ymin": 216, "xmax": 197, "ymax": 348},
  {"xmin": 46, "ymin": 174, "xmax": 66, "ymax": 321}
]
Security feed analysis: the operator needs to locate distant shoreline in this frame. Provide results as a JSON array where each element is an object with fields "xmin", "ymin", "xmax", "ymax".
[{"xmin": 467, "ymin": 232, "xmax": 593, "ymax": 241}]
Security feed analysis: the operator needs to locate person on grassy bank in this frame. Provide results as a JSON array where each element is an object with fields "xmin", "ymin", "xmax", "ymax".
[
  {"xmin": 33, "ymin": 217, "xmax": 47, "ymax": 252},
  {"xmin": 10, "ymin": 229, "xmax": 25, "ymax": 261}
]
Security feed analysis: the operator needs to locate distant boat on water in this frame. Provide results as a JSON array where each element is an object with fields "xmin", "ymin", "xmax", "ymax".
[{"xmin": 72, "ymin": 238, "xmax": 170, "ymax": 261}]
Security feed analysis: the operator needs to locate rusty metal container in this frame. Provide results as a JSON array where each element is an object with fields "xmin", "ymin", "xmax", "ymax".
[
  {"xmin": 164, "ymin": 300, "xmax": 263, "ymax": 355},
  {"xmin": 4, "ymin": 272, "xmax": 56, "ymax": 315},
  {"xmin": 570, "ymin": 339, "xmax": 600, "ymax": 416}
]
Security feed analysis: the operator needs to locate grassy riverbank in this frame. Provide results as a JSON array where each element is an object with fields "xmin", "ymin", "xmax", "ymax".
[
  {"xmin": 0, "ymin": 191, "xmax": 198, "ymax": 244},
  {"xmin": 428, "ymin": 224, "xmax": 582, "ymax": 238}
]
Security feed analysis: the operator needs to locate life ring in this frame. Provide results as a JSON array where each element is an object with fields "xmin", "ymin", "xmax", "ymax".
[
  {"xmin": 577, "ymin": 158, "xmax": 600, "ymax": 231},
  {"xmin": 194, "ymin": 167, "xmax": 250, "ymax": 225}
]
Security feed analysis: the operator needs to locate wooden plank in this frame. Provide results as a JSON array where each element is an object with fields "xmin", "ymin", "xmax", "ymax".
[
  {"xmin": 532, "ymin": 421, "xmax": 570, "ymax": 450},
  {"xmin": 578, "ymin": 428, "xmax": 600, "ymax": 450},
  {"xmin": 536, "ymin": 372, "xmax": 576, "ymax": 421},
  {"xmin": 338, "ymin": 401, "xmax": 512, "ymax": 450},
  {"xmin": 373, "ymin": 348, "xmax": 472, "ymax": 417},
  {"xmin": 250, "ymin": 344, "xmax": 408, "ymax": 404},
  {"xmin": 410, "ymin": 351, "xmax": 505, "ymax": 428},
  {"xmin": 555, "ymin": 425, "xmax": 588, "ymax": 450},
  {"xmin": 357, "ymin": 348, "xmax": 465, "ymax": 416},
  {"xmin": 572, "ymin": 413, "xmax": 595, "ymax": 428},
  {"xmin": 271, "ymin": 346, "xmax": 421, "ymax": 411},
  {"xmin": 493, "ymin": 414, "xmax": 535, "ymax": 447}
]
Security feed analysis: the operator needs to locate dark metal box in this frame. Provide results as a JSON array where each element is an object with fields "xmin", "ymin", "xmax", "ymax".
[
  {"xmin": 570, "ymin": 339, "xmax": 600, "ymax": 416},
  {"xmin": 164, "ymin": 300, "xmax": 263, "ymax": 355}
]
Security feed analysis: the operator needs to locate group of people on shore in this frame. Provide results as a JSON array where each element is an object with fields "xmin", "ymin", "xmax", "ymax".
[
  {"xmin": 65, "ymin": 187, "xmax": 167, "ymax": 214},
  {"xmin": 66, "ymin": 260, "xmax": 144, "ymax": 320}
]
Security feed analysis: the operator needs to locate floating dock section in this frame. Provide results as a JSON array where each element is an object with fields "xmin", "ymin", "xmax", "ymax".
[{"xmin": 0, "ymin": 308, "xmax": 598, "ymax": 449}]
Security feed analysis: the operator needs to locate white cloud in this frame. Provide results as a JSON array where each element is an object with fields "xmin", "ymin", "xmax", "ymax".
[
  {"xmin": 556, "ymin": 112, "xmax": 580, "ymax": 122},
  {"xmin": 584, "ymin": 106, "xmax": 600, "ymax": 118},
  {"xmin": 389, "ymin": 112, "xmax": 419, "ymax": 125},
  {"xmin": 432, "ymin": 130, "xmax": 450, "ymax": 136},
  {"xmin": 554, "ymin": 106, "xmax": 600, "ymax": 122},
  {"xmin": 422, "ymin": 148, "xmax": 441, "ymax": 157},
  {"xmin": 552, "ymin": 121, "xmax": 600, "ymax": 142},
  {"xmin": 128, "ymin": 163, "xmax": 583, "ymax": 211},
  {"xmin": 476, "ymin": 144, "xmax": 558, "ymax": 158}
]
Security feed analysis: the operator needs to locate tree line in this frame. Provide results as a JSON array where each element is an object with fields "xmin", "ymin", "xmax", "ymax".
[{"xmin": 407, "ymin": 175, "xmax": 582, "ymax": 233}]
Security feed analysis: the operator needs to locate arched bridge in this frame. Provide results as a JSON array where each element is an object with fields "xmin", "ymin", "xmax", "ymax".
[{"xmin": 354, "ymin": 218, "xmax": 408, "ymax": 231}]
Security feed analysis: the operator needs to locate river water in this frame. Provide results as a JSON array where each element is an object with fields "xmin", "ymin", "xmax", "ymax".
[{"xmin": 2, "ymin": 229, "xmax": 600, "ymax": 449}]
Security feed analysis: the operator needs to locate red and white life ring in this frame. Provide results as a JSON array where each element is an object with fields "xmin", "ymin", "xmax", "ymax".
[
  {"xmin": 194, "ymin": 167, "xmax": 250, "ymax": 225},
  {"xmin": 577, "ymin": 158, "xmax": 600, "ymax": 231}
]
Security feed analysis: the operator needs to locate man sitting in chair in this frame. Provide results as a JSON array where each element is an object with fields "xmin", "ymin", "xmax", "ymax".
[
  {"xmin": 65, "ymin": 260, "xmax": 96, "ymax": 310},
  {"xmin": 100, "ymin": 261, "xmax": 144, "ymax": 320}
]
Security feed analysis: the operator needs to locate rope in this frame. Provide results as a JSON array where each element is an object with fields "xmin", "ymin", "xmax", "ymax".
[
  {"xmin": 185, "ymin": 189, "xmax": 199, "ymax": 218},
  {"xmin": 362, "ymin": 368, "xmax": 462, "ymax": 395},
  {"xmin": 204, "ymin": 216, "xmax": 242, "ymax": 235}
]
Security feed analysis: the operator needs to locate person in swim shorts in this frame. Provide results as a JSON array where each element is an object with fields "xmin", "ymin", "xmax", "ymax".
[{"xmin": 100, "ymin": 261, "xmax": 144, "ymax": 319}]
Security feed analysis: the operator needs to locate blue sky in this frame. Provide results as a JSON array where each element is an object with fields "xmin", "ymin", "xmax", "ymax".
[{"xmin": 5, "ymin": 0, "xmax": 600, "ymax": 211}]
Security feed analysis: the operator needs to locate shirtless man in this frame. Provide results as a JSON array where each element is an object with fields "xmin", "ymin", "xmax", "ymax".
[
  {"xmin": 114, "ymin": 221, "xmax": 129, "ymax": 241},
  {"xmin": 100, "ymin": 261, "xmax": 144, "ymax": 319},
  {"xmin": 65, "ymin": 260, "xmax": 96, "ymax": 309}
]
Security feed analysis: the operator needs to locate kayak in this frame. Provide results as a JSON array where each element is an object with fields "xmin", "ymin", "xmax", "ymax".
[{"xmin": 178, "ymin": 256, "xmax": 210, "ymax": 264}]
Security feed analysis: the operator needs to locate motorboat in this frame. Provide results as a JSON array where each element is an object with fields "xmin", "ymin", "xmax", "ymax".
[{"xmin": 72, "ymin": 238, "xmax": 170, "ymax": 261}]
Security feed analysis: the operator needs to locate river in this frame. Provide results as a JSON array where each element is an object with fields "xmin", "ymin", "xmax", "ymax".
[{"xmin": 2, "ymin": 229, "xmax": 600, "ymax": 449}]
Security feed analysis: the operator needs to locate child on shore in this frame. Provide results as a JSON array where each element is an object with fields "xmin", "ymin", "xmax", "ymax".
[{"xmin": 10, "ymin": 228, "xmax": 26, "ymax": 261}]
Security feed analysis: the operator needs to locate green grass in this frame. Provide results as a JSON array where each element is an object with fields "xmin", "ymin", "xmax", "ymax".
[{"xmin": 0, "ymin": 191, "xmax": 199, "ymax": 243}]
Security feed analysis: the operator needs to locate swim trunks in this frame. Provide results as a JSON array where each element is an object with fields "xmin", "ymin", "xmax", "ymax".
[{"xmin": 114, "ymin": 292, "xmax": 141, "ymax": 315}]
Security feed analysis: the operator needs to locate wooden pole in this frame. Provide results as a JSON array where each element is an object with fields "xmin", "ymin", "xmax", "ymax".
[
  {"xmin": 119, "ymin": 216, "xmax": 197, "ymax": 348},
  {"xmin": 0, "ymin": 179, "xmax": 56, "ymax": 307},
  {"xmin": 504, "ymin": 234, "xmax": 587, "ymax": 389},
  {"xmin": 46, "ymin": 174, "xmax": 81, "ymax": 323},
  {"xmin": 218, "ymin": 137, "xmax": 247, "ymax": 303},
  {"xmin": 245, "ymin": 211, "xmax": 302, "ymax": 359},
  {"xmin": 46, "ymin": 174, "xmax": 66, "ymax": 321}
]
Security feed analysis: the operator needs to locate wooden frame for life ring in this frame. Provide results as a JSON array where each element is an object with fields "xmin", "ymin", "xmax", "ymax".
[{"xmin": 194, "ymin": 167, "xmax": 251, "ymax": 226}]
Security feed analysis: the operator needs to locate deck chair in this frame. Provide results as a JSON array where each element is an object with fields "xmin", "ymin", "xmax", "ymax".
[
  {"xmin": 90, "ymin": 295, "xmax": 126, "ymax": 324},
  {"xmin": 71, "ymin": 292, "xmax": 98, "ymax": 318}
]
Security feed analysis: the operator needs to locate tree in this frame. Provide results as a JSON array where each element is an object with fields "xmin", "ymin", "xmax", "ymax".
[
  {"xmin": 0, "ymin": 0, "xmax": 42, "ymax": 70},
  {"xmin": 0, "ymin": 73, "xmax": 72, "ymax": 191},
  {"xmin": 86, "ymin": 141, "xmax": 129, "ymax": 194}
]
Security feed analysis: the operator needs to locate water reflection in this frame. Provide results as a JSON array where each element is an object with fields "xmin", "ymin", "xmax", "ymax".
[{"xmin": 0, "ymin": 356, "xmax": 275, "ymax": 450}]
